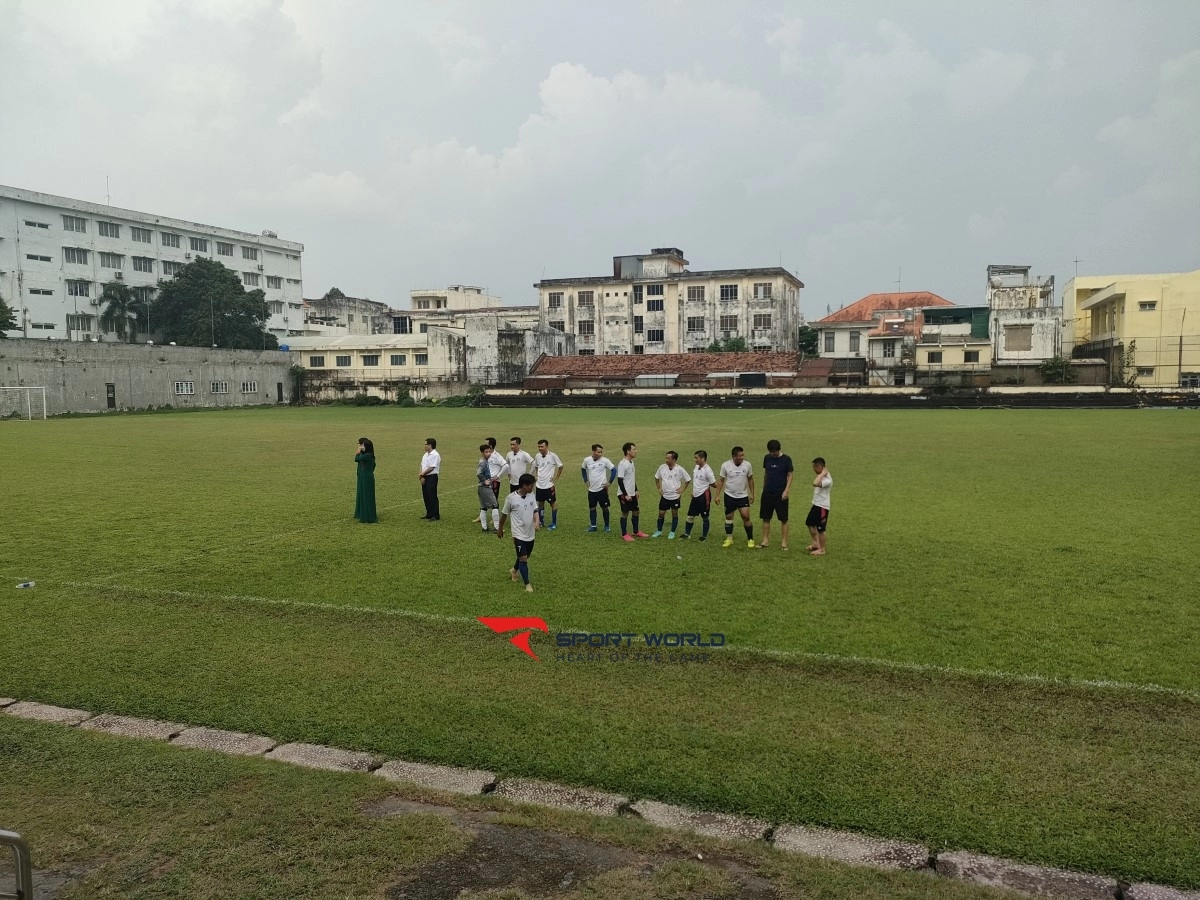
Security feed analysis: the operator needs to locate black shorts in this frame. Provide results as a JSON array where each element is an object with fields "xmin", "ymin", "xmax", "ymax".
[
  {"xmin": 619, "ymin": 495, "xmax": 639, "ymax": 514},
  {"xmin": 587, "ymin": 488, "xmax": 610, "ymax": 509},
  {"xmin": 508, "ymin": 483, "xmax": 520, "ymax": 494},
  {"xmin": 760, "ymin": 494, "xmax": 789, "ymax": 523},
  {"xmin": 723, "ymin": 494, "xmax": 750, "ymax": 516},
  {"xmin": 658, "ymin": 496, "xmax": 681, "ymax": 512},
  {"xmin": 535, "ymin": 486, "xmax": 557, "ymax": 504},
  {"xmin": 686, "ymin": 492, "xmax": 711, "ymax": 518},
  {"xmin": 512, "ymin": 538, "xmax": 535, "ymax": 559},
  {"xmin": 805, "ymin": 505, "xmax": 829, "ymax": 532}
]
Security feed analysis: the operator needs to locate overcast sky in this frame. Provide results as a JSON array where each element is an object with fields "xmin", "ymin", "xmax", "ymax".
[{"xmin": 3, "ymin": 0, "xmax": 1197, "ymax": 316}]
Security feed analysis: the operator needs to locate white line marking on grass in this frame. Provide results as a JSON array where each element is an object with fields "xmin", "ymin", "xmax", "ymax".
[{"xmin": 18, "ymin": 577, "xmax": 1200, "ymax": 704}]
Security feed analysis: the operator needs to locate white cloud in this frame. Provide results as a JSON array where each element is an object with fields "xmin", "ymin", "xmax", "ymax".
[
  {"xmin": 1049, "ymin": 163, "xmax": 1091, "ymax": 197},
  {"xmin": 944, "ymin": 49, "xmax": 1034, "ymax": 120},
  {"xmin": 765, "ymin": 16, "xmax": 804, "ymax": 72},
  {"xmin": 967, "ymin": 207, "xmax": 1008, "ymax": 243}
]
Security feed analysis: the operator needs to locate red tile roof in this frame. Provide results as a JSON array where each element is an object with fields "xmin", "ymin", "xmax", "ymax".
[
  {"xmin": 531, "ymin": 352, "xmax": 803, "ymax": 377},
  {"xmin": 817, "ymin": 292, "xmax": 954, "ymax": 324},
  {"xmin": 867, "ymin": 312, "xmax": 925, "ymax": 337}
]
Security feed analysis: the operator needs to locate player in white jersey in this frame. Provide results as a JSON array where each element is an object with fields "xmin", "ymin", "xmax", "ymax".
[
  {"xmin": 713, "ymin": 446, "xmax": 756, "ymax": 549},
  {"xmin": 481, "ymin": 440, "xmax": 508, "ymax": 530},
  {"xmin": 652, "ymin": 451, "xmax": 692, "ymax": 539},
  {"xmin": 616, "ymin": 442, "xmax": 648, "ymax": 541},
  {"xmin": 498, "ymin": 473, "xmax": 539, "ymax": 592},
  {"xmin": 532, "ymin": 439, "xmax": 563, "ymax": 530},
  {"xmin": 680, "ymin": 450, "xmax": 717, "ymax": 541},
  {"xmin": 581, "ymin": 444, "xmax": 616, "ymax": 532},
  {"xmin": 506, "ymin": 437, "xmax": 535, "ymax": 493},
  {"xmin": 805, "ymin": 457, "xmax": 833, "ymax": 556}
]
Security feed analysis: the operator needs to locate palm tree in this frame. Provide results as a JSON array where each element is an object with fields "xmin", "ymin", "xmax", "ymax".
[{"xmin": 99, "ymin": 282, "xmax": 141, "ymax": 342}]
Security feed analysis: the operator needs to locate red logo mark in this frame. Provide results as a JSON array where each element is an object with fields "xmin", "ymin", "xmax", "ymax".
[{"xmin": 477, "ymin": 616, "xmax": 549, "ymax": 661}]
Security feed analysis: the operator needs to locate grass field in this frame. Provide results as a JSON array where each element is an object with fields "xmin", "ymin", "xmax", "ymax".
[{"xmin": 2, "ymin": 406, "xmax": 1199, "ymax": 889}]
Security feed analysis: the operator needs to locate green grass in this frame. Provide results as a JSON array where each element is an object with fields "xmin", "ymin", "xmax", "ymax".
[{"xmin": 2, "ymin": 407, "xmax": 1199, "ymax": 887}]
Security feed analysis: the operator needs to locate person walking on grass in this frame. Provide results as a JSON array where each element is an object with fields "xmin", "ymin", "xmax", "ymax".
[
  {"xmin": 679, "ymin": 450, "xmax": 716, "ymax": 541},
  {"xmin": 506, "ymin": 436, "xmax": 534, "ymax": 494},
  {"xmin": 533, "ymin": 439, "xmax": 563, "ymax": 530},
  {"xmin": 418, "ymin": 437, "xmax": 440, "ymax": 521},
  {"xmin": 714, "ymin": 446, "xmax": 755, "ymax": 549},
  {"xmin": 354, "ymin": 437, "xmax": 378, "ymax": 524},
  {"xmin": 498, "ymin": 473, "xmax": 539, "ymax": 593},
  {"xmin": 806, "ymin": 457, "xmax": 833, "ymax": 556},
  {"xmin": 616, "ymin": 442, "xmax": 648, "ymax": 542},
  {"xmin": 582, "ymin": 443, "xmax": 616, "ymax": 533},
  {"xmin": 653, "ymin": 451, "xmax": 691, "ymax": 539},
  {"xmin": 758, "ymin": 439, "xmax": 794, "ymax": 551}
]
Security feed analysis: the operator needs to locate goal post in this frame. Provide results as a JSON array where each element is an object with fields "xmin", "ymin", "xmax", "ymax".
[{"xmin": 0, "ymin": 386, "xmax": 48, "ymax": 420}]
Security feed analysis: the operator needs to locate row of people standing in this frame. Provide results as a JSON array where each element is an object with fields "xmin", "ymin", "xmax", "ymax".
[{"xmin": 353, "ymin": 436, "xmax": 442, "ymax": 524}]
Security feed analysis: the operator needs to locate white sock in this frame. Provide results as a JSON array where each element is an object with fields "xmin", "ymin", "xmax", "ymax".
[
  {"xmin": 492, "ymin": 508, "xmax": 500, "ymax": 527},
  {"xmin": 480, "ymin": 510, "xmax": 488, "ymax": 529}
]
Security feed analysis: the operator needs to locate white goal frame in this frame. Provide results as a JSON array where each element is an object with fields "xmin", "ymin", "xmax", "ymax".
[{"xmin": 0, "ymin": 386, "xmax": 48, "ymax": 420}]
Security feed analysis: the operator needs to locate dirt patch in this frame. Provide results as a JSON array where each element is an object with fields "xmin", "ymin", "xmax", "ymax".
[{"xmin": 0, "ymin": 866, "xmax": 92, "ymax": 900}]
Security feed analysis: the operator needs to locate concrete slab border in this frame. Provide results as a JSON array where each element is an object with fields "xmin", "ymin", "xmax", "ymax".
[
  {"xmin": 3, "ymin": 701, "xmax": 93, "ymax": 726},
  {"xmin": 374, "ymin": 759, "xmax": 496, "ymax": 796},
  {"xmin": 773, "ymin": 823, "xmax": 930, "ymax": 870},
  {"xmin": 934, "ymin": 850, "xmax": 1119, "ymax": 899},
  {"xmin": 80, "ymin": 713, "xmax": 187, "ymax": 741}
]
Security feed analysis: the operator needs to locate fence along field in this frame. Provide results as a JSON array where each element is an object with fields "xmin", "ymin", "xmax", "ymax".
[{"xmin": 1, "ymin": 406, "xmax": 1199, "ymax": 887}]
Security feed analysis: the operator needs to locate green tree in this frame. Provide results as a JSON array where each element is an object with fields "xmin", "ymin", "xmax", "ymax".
[
  {"xmin": 705, "ymin": 336, "xmax": 749, "ymax": 352},
  {"xmin": 1114, "ymin": 339, "xmax": 1139, "ymax": 387},
  {"xmin": 1038, "ymin": 355, "xmax": 1077, "ymax": 385},
  {"xmin": 797, "ymin": 325, "xmax": 819, "ymax": 355},
  {"xmin": 152, "ymin": 258, "xmax": 277, "ymax": 349},
  {"xmin": 0, "ymin": 294, "xmax": 17, "ymax": 337},
  {"xmin": 99, "ymin": 282, "xmax": 142, "ymax": 342}
]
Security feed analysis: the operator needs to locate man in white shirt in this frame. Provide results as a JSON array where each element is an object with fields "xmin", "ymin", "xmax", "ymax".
[
  {"xmin": 506, "ymin": 437, "xmax": 535, "ymax": 494},
  {"xmin": 806, "ymin": 457, "xmax": 833, "ymax": 556},
  {"xmin": 532, "ymin": 439, "xmax": 563, "ymax": 530},
  {"xmin": 652, "ymin": 451, "xmax": 692, "ymax": 539},
  {"xmin": 616, "ymin": 442, "xmax": 648, "ymax": 542},
  {"xmin": 581, "ymin": 443, "xmax": 616, "ymax": 533},
  {"xmin": 418, "ymin": 437, "xmax": 441, "ymax": 521},
  {"xmin": 713, "ymin": 446, "xmax": 755, "ymax": 549},
  {"xmin": 498, "ymin": 473, "xmax": 539, "ymax": 592},
  {"xmin": 484, "ymin": 437, "xmax": 507, "ymax": 528},
  {"xmin": 680, "ymin": 450, "xmax": 717, "ymax": 542}
]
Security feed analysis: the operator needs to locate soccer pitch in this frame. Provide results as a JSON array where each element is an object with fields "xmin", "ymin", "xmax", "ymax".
[{"xmin": 2, "ymin": 406, "xmax": 1199, "ymax": 887}]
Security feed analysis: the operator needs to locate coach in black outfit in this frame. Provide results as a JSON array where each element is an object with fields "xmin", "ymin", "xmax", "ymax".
[
  {"xmin": 419, "ymin": 437, "xmax": 441, "ymax": 520},
  {"xmin": 758, "ymin": 439, "xmax": 794, "ymax": 550}
]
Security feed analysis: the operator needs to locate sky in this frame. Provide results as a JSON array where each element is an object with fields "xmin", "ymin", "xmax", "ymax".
[{"xmin": 2, "ymin": 0, "xmax": 1197, "ymax": 318}]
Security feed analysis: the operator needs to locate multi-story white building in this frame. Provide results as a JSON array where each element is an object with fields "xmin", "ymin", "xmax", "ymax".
[
  {"xmin": 986, "ymin": 264, "xmax": 1061, "ymax": 365},
  {"xmin": 0, "ymin": 185, "xmax": 303, "ymax": 342},
  {"xmin": 535, "ymin": 248, "xmax": 803, "ymax": 355}
]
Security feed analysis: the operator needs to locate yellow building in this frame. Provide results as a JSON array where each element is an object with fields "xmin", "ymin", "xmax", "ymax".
[{"xmin": 1063, "ymin": 268, "xmax": 1200, "ymax": 388}]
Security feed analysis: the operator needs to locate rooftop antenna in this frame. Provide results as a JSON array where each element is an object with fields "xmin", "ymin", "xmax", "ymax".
[
  {"xmin": 896, "ymin": 266, "xmax": 902, "ymax": 294},
  {"xmin": 106, "ymin": 175, "xmax": 110, "ymax": 206},
  {"xmin": 1074, "ymin": 257, "xmax": 1082, "ymax": 279}
]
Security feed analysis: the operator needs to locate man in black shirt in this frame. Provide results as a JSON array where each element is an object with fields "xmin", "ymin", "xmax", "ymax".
[{"xmin": 759, "ymin": 439, "xmax": 794, "ymax": 550}]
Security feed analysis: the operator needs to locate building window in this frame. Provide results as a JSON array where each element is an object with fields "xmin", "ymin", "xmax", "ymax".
[
  {"xmin": 242, "ymin": 247, "xmax": 258, "ymax": 260},
  {"xmin": 753, "ymin": 313, "xmax": 772, "ymax": 329},
  {"xmin": 243, "ymin": 272, "xmax": 261, "ymax": 286},
  {"xmin": 548, "ymin": 292, "xmax": 563, "ymax": 308},
  {"xmin": 287, "ymin": 278, "xmax": 301, "ymax": 284},
  {"xmin": 189, "ymin": 237, "xmax": 208, "ymax": 253},
  {"xmin": 629, "ymin": 316, "xmax": 641, "ymax": 334},
  {"xmin": 131, "ymin": 226, "xmax": 152, "ymax": 243},
  {"xmin": 687, "ymin": 286, "xmax": 705, "ymax": 302},
  {"xmin": 66, "ymin": 314, "xmax": 92, "ymax": 330},
  {"xmin": 1004, "ymin": 324, "xmax": 1033, "ymax": 351},
  {"xmin": 335, "ymin": 355, "xmax": 351, "ymax": 367},
  {"xmin": 268, "ymin": 301, "xmax": 284, "ymax": 314},
  {"xmin": 63, "ymin": 247, "xmax": 89, "ymax": 265},
  {"xmin": 688, "ymin": 347, "xmax": 707, "ymax": 353},
  {"xmin": 687, "ymin": 316, "xmax": 705, "ymax": 333},
  {"xmin": 419, "ymin": 323, "xmax": 428, "ymax": 333},
  {"xmin": 719, "ymin": 284, "xmax": 738, "ymax": 301},
  {"xmin": 1180, "ymin": 373, "xmax": 1200, "ymax": 388},
  {"xmin": 415, "ymin": 299, "xmax": 431, "ymax": 310},
  {"xmin": 633, "ymin": 285, "xmax": 643, "ymax": 304},
  {"xmin": 390, "ymin": 354, "xmax": 406, "ymax": 366},
  {"xmin": 241, "ymin": 381, "xmax": 258, "ymax": 393},
  {"xmin": 133, "ymin": 287, "xmax": 154, "ymax": 304},
  {"xmin": 753, "ymin": 282, "xmax": 772, "ymax": 299},
  {"xmin": 824, "ymin": 332, "xmax": 834, "ymax": 352},
  {"xmin": 67, "ymin": 280, "xmax": 91, "ymax": 297},
  {"xmin": 965, "ymin": 350, "xmax": 980, "ymax": 363},
  {"xmin": 647, "ymin": 329, "xmax": 664, "ymax": 342},
  {"xmin": 266, "ymin": 276, "xmax": 282, "ymax": 289},
  {"xmin": 29, "ymin": 288, "xmax": 54, "ymax": 296},
  {"xmin": 99, "ymin": 252, "xmax": 123, "ymax": 268},
  {"xmin": 549, "ymin": 320, "xmax": 565, "ymax": 332},
  {"xmin": 1137, "ymin": 367, "xmax": 1155, "ymax": 378},
  {"xmin": 928, "ymin": 351, "xmax": 943, "ymax": 364},
  {"xmin": 211, "ymin": 381, "xmax": 230, "ymax": 394},
  {"xmin": 26, "ymin": 254, "xmax": 52, "ymax": 262},
  {"xmin": 309, "ymin": 355, "xmax": 325, "ymax": 367},
  {"xmin": 883, "ymin": 340, "xmax": 897, "ymax": 358},
  {"xmin": 1138, "ymin": 300, "xmax": 1157, "ymax": 311},
  {"xmin": 217, "ymin": 241, "xmax": 234, "ymax": 256},
  {"xmin": 24, "ymin": 220, "xmax": 50, "ymax": 229},
  {"xmin": 719, "ymin": 314, "xmax": 738, "ymax": 333},
  {"xmin": 646, "ymin": 284, "xmax": 664, "ymax": 296},
  {"xmin": 174, "ymin": 382, "xmax": 195, "ymax": 396},
  {"xmin": 162, "ymin": 261, "xmax": 184, "ymax": 277},
  {"xmin": 578, "ymin": 349, "xmax": 595, "ymax": 356},
  {"xmin": 647, "ymin": 298, "xmax": 664, "ymax": 312},
  {"xmin": 133, "ymin": 256, "xmax": 154, "ymax": 273},
  {"xmin": 415, "ymin": 353, "xmax": 428, "ymax": 365},
  {"xmin": 98, "ymin": 222, "xmax": 120, "ymax": 238},
  {"xmin": 849, "ymin": 332, "xmax": 860, "ymax": 352},
  {"xmin": 394, "ymin": 316, "xmax": 413, "ymax": 334},
  {"xmin": 161, "ymin": 232, "xmax": 181, "ymax": 248},
  {"xmin": 633, "ymin": 346, "xmax": 643, "ymax": 355},
  {"xmin": 63, "ymin": 215, "xmax": 87, "ymax": 233},
  {"xmin": 578, "ymin": 320, "xmax": 595, "ymax": 336},
  {"xmin": 578, "ymin": 291, "xmax": 594, "ymax": 307},
  {"xmin": 362, "ymin": 355, "xmax": 380, "ymax": 366},
  {"xmin": 31, "ymin": 322, "xmax": 58, "ymax": 330}
]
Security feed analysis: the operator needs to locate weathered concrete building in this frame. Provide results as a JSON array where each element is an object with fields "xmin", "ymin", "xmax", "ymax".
[
  {"xmin": 987, "ymin": 265, "xmax": 1063, "ymax": 376},
  {"xmin": 0, "ymin": 338, "xmax": 292, "ymax": 415},
  {"xmin": 300, "ymin": 291, "xmax": 390, "ymax": 336}
]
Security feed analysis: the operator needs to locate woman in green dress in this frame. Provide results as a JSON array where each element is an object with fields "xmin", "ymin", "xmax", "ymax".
[{"xmin": 354, "ymin": 437, "xmax": 378, "ymax": 523}]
